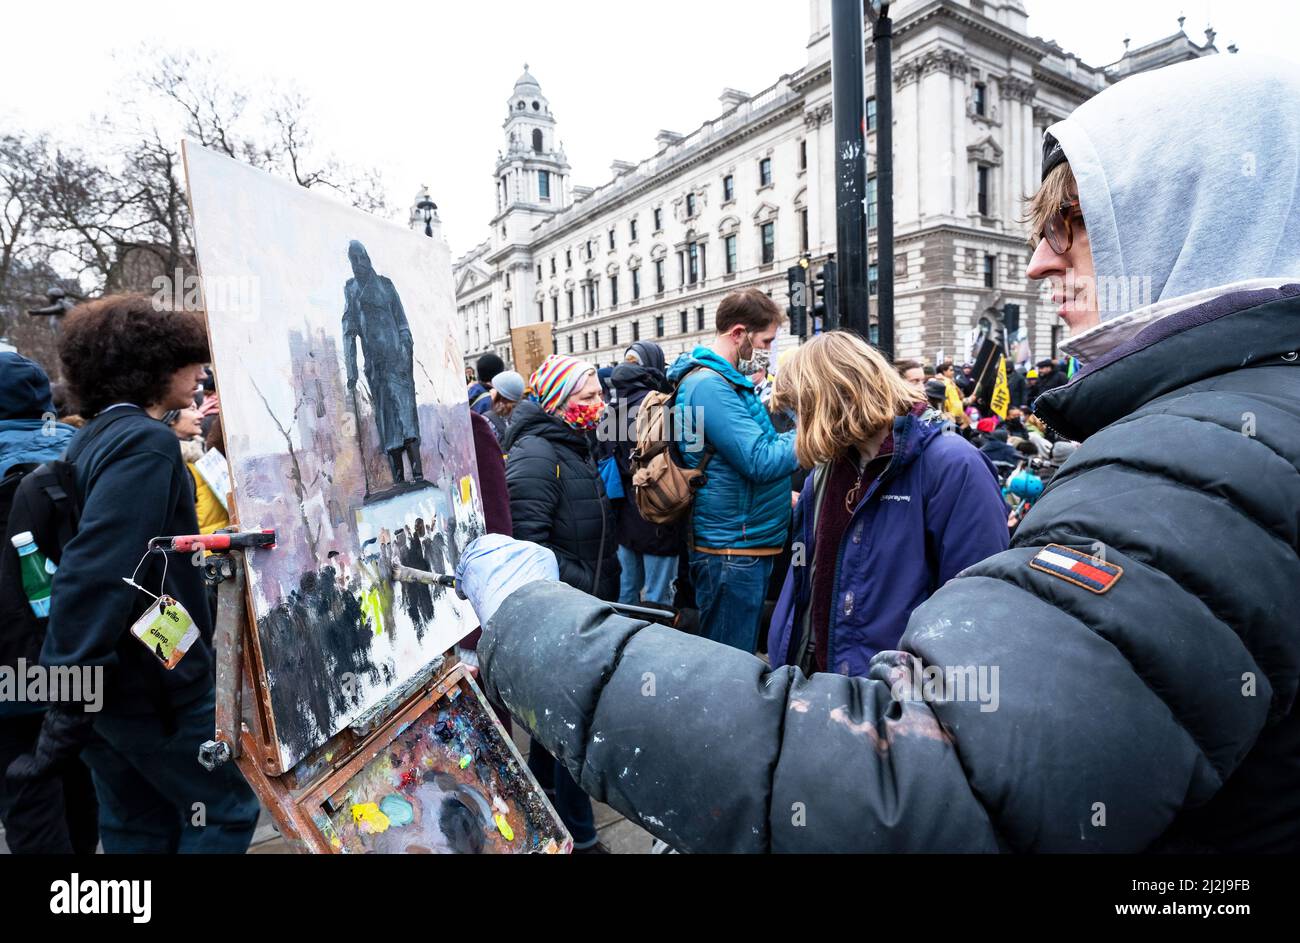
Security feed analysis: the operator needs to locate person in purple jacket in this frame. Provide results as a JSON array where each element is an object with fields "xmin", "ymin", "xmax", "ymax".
[{"xmin": 767, "ymin": 331, "xmax": 1008, "ymax": 678}]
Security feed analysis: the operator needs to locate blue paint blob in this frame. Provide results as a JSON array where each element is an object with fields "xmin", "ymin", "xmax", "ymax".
[{"xmin": 379, "ymin": 793, "xmax": 415, "ymax": 827}]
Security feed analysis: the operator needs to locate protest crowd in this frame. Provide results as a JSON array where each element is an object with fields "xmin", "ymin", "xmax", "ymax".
[{"xmin": 1, "ymin": 52, "xmax": 1297, "ymax": 856}]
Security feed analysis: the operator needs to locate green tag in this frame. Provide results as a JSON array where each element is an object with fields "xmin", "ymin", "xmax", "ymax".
[{"xmin": 129, "ymin": 594, "xmax": 199, "ymax": 669}]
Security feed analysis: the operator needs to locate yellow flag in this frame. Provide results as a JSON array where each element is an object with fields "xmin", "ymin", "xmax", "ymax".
[{"xmin": 991, "ymin": 357, "xmax": 1011, "ymax": 419}]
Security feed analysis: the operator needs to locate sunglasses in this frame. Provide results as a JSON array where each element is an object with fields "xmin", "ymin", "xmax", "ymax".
[{"xmin": 1040, "ymin": 198, "xmax": 1082, "ymax": 255}]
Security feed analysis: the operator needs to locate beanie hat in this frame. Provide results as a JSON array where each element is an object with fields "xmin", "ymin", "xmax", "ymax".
[
  {"xmin": 528, "ymin": 354, "xmax": 596, "ymax": 414},
  {"xmin": 491, "ymin": 370, "xmax": 525, "ymax": 403},
  {"xmin": 477, "ymin": 352, "xmax": 506, "ymax": 385}
]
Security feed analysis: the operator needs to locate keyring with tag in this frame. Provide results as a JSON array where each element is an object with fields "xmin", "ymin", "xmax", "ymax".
[{"xmin": 123, "ymin": 546, "xmax": 199, "ymax": 670}]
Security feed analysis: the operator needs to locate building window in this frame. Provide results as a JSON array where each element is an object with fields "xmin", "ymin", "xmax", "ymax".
[
  {"xmin": 566, "ymin": 249, "xmax": 572, "ymax": 269},
  {"xmin": 537, "ymin": 301, "xmax": 545, "ymax": 321},
  {"xmin": 610, "ymin": 325, "xmax": 617, "ymax": 347},
  {"xmin": 867, "ymin": 97, "xmax": 877, "ymax": 132},
  {"xmin": 687, "ymin": 242, "xmax": 699, "ymax": 284},
  {"xmin": 505, "ymin": 273, "xmax": 511, "ymax": 289},
  {"xmin": 655, "ymin": 315, "xmax": 665, "ymax": 338},
  {"xmin": 584, "ymin": 332, "xmax": 590, "ymax": 351},
  {"xmin": 680, "ymin": 310, "xmax": 688, "ymax": 333},
  {"xmin": 539, "ymin": 169, "xmax": 551, "ymax": 200},
  {"xmin": 653, "ymin": 207, "xmax": 663, "ymax": 231},
  {"xmin": 532, "ymin": 128, "xmax": 544, "ymax": 152},
  {"xmin": 799, "ymin": 209, "xmax": 809, "ymax": 254},
  {"xmin": 723, "ymin": 174, "xmax": 734, "ymax": 202},
  {"xmin": 724, "ymin": 234, "xmax": 737, "ymax": 274},
  {"xmin": 867, "ymin": 175, "xmax": 878, "ymax": 229},
  {"xmin": 868, "ymin": 262, "xmax": 878, "ymax": 296},
  {"xmin": 696, "ymin": 307, "xmax": 705, "ymax": 331},
  {"xmin": 586, "ymin": 239, "xmax": 594, "ymax": 259},
  {"xmin": 974, "ymin": 82, "xmax": 987, "ymax": 117},
  {"xmin": 537, "ymin": 264, "xmax": 543, "ymax": 280},
  {"xmin": 551, "ymin": 295, "xmax": 559, "ymax": 321},
  {"xmin": 632, "ymin": 268, "xmax": 641, "ymax": 300},
  {"xmin": 759, "ymin": 157, "xmax": 773, "ymax": 187},
  {"xmin": 633, "ymin": 320, "xmax": 640, "ymax": 341},
  {"xmin": 609, "ymin": 274, "xmax": 619, "ymax": 306},
  {"xmin": 760, "ymin": 222, "xmax": 775, "ymax": 264},
  {"xmin": 567, "ymin": 334, "xmax": 574, "ymax": 353},
  {"xmin": 977, "ymin": 165, "xmax": 991, "ymax": 216},
  {"xmin": 686, "ymin": 192, "xmax": 696, "ymax": 217},
  {"xmin": 654, "ymin": 259, "xmax": 665, "ymax": 293},
  {"xmin": 592, "ymin": 280, "xmax": 600, "ymax": 311},
  {"xmin": 566, "ymin": 290, "xmax": 574, "ymax": 319},
  {"xmin": 984, "ymin": 254, "xmax": 996, "ymax": 288},
  {"xmin": 608, "ymin": 228, "xmax": 616, "ymax": 251},
  {"xmin": 550, "ymin": 257, "xmax": 556, "ymax": 275},
  {"xmin": 799, "ymin": 139, "xmax": 807, "ymax": 170},
  {"xmin": 630, "ymin": 218, "xmax": 638, "ymax": 242}
]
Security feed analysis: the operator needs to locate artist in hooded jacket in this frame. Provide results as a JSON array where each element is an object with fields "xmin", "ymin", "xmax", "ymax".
[
  {"xmin": 501, "ymin": 352, "xmax": 619, "ymax": 852},
  {"xmin": 455, "ymin": 54, "xmax": 1300, "ymax": 853},
  {"xmin": 767, "ymin": 331, "xmax": 1008, "ymax": 678}
]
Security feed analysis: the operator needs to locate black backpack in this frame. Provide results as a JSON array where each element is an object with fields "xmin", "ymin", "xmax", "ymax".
[{"xmin": 0, "ymin": 410, "xmax": 136, "ymax": 668}]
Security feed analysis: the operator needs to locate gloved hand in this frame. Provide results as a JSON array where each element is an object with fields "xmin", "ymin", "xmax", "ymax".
[
  {"xmin": 454, "ymin": 534, "xmax": 559, "ymax": 625},
  {"xmin": 5, "ymin": 706, "xmax": 96, "ymax": 787}
]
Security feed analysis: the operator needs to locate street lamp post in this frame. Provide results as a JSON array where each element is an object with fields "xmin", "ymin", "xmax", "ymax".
[
  {"xmin": 417, "ymin": 194, "xmax": 437, "ymax": 238},
  {"xmin": 867, "ymin": 1, "xmax": 894, "ymax": 359}
]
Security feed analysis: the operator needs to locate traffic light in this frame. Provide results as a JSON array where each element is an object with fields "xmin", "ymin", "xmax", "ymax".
[
  {"xmin": 812, "ymin": 258, "xmax": 838, "ymax": 331},
  {"xmin": 1002, "ymin": 302, "xmax": 1021, "ymax": 336},
  {"xmin": 786, "ymin": 257, "xmax": 809, "ymax": 337}
]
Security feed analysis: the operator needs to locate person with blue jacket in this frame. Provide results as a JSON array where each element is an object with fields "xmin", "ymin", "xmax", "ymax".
[
  {"xmin": 665, "ymin": 289, "xmax": 799, "ymax": 654},
  {"xmin": 767, "ymin": 331, "xmax": 1009, "ymax": 677}
]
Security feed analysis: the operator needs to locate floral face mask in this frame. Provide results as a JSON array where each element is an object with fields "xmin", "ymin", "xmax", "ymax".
[{"xmin": 562, "ymin": 400, "xmax": 604, "ymax": 431}]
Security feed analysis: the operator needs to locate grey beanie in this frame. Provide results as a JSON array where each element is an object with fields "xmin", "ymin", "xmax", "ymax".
[{"xmin": 491, "ymin": 370, "xmax": 525, "ymax": 403}]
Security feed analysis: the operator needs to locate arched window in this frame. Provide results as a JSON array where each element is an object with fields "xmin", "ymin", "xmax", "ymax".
[{"xmin": 532, "ymin": 129, "xmax": 543, "ymax": 153}]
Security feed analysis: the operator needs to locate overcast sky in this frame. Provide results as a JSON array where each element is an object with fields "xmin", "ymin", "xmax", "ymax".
[{"xmin": 4, "ymin": 0, "xmax": 1296, "ymax": 257}]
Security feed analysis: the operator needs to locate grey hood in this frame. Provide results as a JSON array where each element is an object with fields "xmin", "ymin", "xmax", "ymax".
[{"xmin": 1047, "ymin": 54, "xmax": 1300, "ymax": 360}]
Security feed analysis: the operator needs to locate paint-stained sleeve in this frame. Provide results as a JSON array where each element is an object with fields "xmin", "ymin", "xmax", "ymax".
[{"xmin": 478, "ymin": 580, "xmax": 1000, "ymax": 853}]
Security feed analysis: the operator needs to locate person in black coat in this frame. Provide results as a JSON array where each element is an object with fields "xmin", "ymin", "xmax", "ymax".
[
  {"xmin": 502, "ymin": 353, "xmax": 618, "ymax": 852},
  {"xmin": 8, "ymin": 295, "xmax": 260, "ymax": 854},
  {"xmin": 608, "ymin": 342, "xmax": 682, "ymax": 606},
  {"xmin": 503, "ymin": 355, "xmax": 620, "ymax": 602}
]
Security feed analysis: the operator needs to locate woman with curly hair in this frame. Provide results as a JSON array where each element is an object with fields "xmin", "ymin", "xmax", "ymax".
[{"xmin": 9, "ymin": 293, "xmax": 260, "ymax": 854}]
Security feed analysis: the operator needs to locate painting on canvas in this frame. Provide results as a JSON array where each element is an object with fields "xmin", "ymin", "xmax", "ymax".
[{"xmin": 183, "ymin": 142, "xmax": 483, "ymax": 771}]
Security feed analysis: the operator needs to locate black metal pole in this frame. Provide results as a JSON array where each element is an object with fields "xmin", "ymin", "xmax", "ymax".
[
  {"xmin": 831, "ymin": 0, "xmax": 869, "ymax": 335},
  {"xmin": 873, "ymin": 4, "xmax": 895, "ymax": 359}
]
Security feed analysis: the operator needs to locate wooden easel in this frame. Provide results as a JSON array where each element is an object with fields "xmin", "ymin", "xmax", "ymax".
[{"xmin": 195, "ymin": 548, "xmax": 570, "ymax": 854}]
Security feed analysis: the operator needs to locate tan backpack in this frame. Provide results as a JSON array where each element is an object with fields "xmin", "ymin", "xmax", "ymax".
[{"xmin": 629, "ymin": 366, "xmax": 727, "ymax": 524}]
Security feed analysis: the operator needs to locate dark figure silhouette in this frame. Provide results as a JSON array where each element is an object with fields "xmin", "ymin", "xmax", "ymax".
[{"xmin": 342, "ymin": 240, "xmax": 423, "ymax": 485}]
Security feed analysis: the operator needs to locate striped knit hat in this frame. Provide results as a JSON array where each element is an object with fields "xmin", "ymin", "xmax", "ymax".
[{"xmin": 528, "ymin": 354, "xmax": 597, "ymax": 414}]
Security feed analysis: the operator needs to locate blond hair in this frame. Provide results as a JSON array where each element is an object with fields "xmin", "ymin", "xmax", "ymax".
[
  {"xmin": 1022, "ymin": 161, "xmax": 1078, "ymax": 249},
  {"xmin": 771, "ymin": 331, "xmax": 924, "ymax": 468}
]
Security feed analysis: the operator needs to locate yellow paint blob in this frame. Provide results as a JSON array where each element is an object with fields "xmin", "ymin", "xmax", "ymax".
[
  {"xmin": 351, "ymin": 802, "xmax": 391, "ymax": 834},
  {"xmin": 494, "ymin": 813, "xmax": 514, "ymax": 842}
]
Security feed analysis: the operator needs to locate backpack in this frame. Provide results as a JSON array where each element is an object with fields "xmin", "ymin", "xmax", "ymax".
[
  {"xmin": 0, "ymin": 410, "xmax": 137, "ymax": 666},
  {"xmin": 629, "ymin": 365, "xmax": 739, "ymax": 524}
]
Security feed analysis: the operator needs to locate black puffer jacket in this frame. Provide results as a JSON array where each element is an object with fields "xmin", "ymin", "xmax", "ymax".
[
  {"xmin": 479, "ymin": 285, "xmax": 1300, "ymax": 852},
  {"xmin": 609, "ymin": 361, "xmax": 682, "ymax": 558},
  {"xmin": 502, "ymin": 399, "xmax": 619, "ymax": 601}
]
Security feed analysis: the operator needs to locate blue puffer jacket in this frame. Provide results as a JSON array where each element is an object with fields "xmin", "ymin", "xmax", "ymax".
[
  {"xmin": 666, "ymin": 347, "xmax": 798, "ymax": 549},
  {"xmin": 768, "ymin": 414, "xmax": 1009, "ymax": 678}
]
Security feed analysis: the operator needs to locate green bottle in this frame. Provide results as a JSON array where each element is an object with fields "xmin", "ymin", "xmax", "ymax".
[{"xmin": 10, "ymin": 531, "xmax": 54, "ymax": 619}]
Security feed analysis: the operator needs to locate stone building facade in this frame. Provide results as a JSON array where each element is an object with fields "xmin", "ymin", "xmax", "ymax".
[{"xmin": 445, "ymin": 0, "xmax": 1220, "ymax": 370}]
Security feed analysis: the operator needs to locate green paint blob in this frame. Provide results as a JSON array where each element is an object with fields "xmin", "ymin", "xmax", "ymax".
[{"xmin": 379, "ymin": 793, "xmax": 414, "ymax": 827}]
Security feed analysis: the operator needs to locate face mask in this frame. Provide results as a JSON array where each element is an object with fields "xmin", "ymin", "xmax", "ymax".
[
  {"xmin": 562, "ymin": 400, "xmax": 603, "ymax": 431},
  {"xmin": 739, "ymin": 346, "xmax": 771, "ymax": 377}
]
